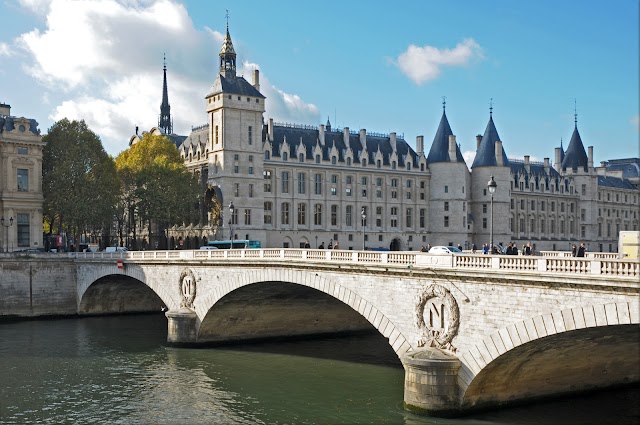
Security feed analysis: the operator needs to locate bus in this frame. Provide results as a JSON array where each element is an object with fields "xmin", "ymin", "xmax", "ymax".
[{"xmin": 206, "ymin": 239, "xmax": 262, "ymax": 249}]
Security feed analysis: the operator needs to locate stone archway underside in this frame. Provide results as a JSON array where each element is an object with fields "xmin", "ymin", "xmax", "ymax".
[
  {"xmin": 198, "ymin": 281, "xmax": 374, "ymax": 344},
  {"xmin": 461, "ymin": 324, "xmax": 640, "ymax": 410},
  {"xmin": 79, "ymin": 275, "xmax": 164, "ymax": 315}
]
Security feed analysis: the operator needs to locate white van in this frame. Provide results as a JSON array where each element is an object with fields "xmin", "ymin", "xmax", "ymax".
[{"xmin": 105, "ymin": 247, "xmax": 128, "ymax": 253}]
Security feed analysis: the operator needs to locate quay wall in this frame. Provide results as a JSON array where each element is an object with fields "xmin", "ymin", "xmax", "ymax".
[{"xmin": 0, "ymin": 257, "xmax": 77, "ymax": 317}]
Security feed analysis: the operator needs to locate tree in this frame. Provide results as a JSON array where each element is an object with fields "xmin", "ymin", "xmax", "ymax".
[
  {"xmin": 43, "ymin": 119, "xmax": 119, "ymax": 251},
  {"xmin": 115, "ymin": 133, "xmax": 199, "ymax": 249}
]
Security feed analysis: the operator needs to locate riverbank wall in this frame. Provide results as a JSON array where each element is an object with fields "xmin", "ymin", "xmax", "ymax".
[{"xmin": 0, "ymin": 256, "xmax": 77, "ymax": 318}]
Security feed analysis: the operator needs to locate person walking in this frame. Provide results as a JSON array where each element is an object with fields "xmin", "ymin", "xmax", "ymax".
[
  {"xmin": 577, "ymin": 243, "xmax": 586, "ymax": 257},
  {"xmin": 328, "ymin": 240, "xmax": 333, "ymax": 249},
  {"xmin": 482, "ymin": 243, "xmax": 488, "ymax": 254},
  {"xmin": 472, "ymin": 243, "xmax": 477, "ymax": 253},
  {"xmin": 571, "ymin": 244, "xmax": 577, "ymax": 257},
  {"xmin": 333, "ymin": 241, "xmax": 340, "ymax": 250},
  {"xmin": 318, "ymin": 242, "xmax": 325, "ymax": 249}
]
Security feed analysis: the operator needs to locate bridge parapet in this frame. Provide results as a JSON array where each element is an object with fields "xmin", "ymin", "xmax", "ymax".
[{"xmin": 69, "ymin": 249, "xmax": 639, "ymax": 278}]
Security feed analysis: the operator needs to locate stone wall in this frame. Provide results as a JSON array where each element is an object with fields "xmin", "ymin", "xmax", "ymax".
[{"xmin": 0, "ymin": 257, "xmax": 77, "ymax": 317}]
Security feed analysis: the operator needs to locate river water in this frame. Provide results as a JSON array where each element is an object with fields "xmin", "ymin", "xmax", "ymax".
[{"xmin": 0, "ymin": 314, "xmax": 637, "ymax": 425}]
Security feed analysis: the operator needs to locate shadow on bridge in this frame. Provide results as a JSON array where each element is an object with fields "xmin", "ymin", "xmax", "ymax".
[{"xmin": 79, "ymin": 275, "xmax": 163, "ymax": 315}]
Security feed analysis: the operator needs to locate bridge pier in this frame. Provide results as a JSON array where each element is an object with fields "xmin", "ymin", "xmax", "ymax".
[
  {"xmin": 165, "ymin": 307, "xmax": 198, "ymax": 345},
  {"xmin": 403, "ymin": 348, "xmax": 462, "ymax": 416}
]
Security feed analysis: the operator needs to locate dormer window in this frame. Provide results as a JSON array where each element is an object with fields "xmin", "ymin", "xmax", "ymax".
[
  {"xmin": 362, "ymin": 159, "xmax": 367, "ymax": 167},
  {"xmin": 283, "ymin": 152, "xmax": 288, "ymax": 161},
  {"xmin": 299, "ymin": 153, "xmax": 304, "ymax": 162}
]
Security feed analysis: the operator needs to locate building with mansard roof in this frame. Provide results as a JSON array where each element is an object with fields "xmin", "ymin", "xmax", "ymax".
[
  {"xmin": 0, "ymin": 103, "xmax": 45, "ymax": 252},
  {"xmin": 132, "ymin": 23, "xmax": 639, "ymax": 253}
]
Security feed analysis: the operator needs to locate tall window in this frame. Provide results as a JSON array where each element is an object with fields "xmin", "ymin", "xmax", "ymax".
[
  {"xmin": 283, "ymin": 152, "xmax": 288, "ymax": 161},
  {"xmin": 314, "ymin": 204, "xmax": 322, "ymax": 225},
  {"xmin": 445, "ymin": 202, "xmax": 449, "ymax": 212},
  {"xmin": 281, "ymin": 203, "xmax": 290, "ymax": 225},
  {"xmin": 264, "ymin": 202, "xmax": 272, "ymax": 224},
  {"xmin": 444, "ymin": 216, "xmax": 449, "ymax": 227},
  {"xmin": 376, "ymin": 206, "xmax": 383, "ymax": 227},
  {"xmin": 282, "ymin": 171, "xmax": 289, "ymax": 193},
  {"xmin": 298, "ymin": 173, "xmax": 306, "ymax": 194},
  {"xmin": 297, "ymin": 203, "xmax": 306, "ymax": 225},
  {"xmin": 244, "ymin": 209, "xmax": 251, "ymax": 225},
  {"xmin": 249, "ymin": 184, "xmax": 254, "ymax": 198},
  {"xmin": 331, "ymin": 205, "xmax": 338, "ymax": 226},
  {"xmin": 17, "ymin": 213, "xmax": 29, "ymax": 247},
  {"xmin": 234, "ymin": 183, "xmax": 239, "ymax": 197},
  {"xmin": 248, "ymin": 126, "xmax": 252, "ymax": 145},
  {"xmin": 215, "ymin": 125, "xmax": 219, "ymax": 144},
  {"xmin": 264, "ymin": 170, "xmax": 272, "ymax": 192},
  {"xmin": 17, "ymin": 169, "xmax": 28, "ymax": 192},
  {"xmin": 419, "ymin": 209, "xmax": 425, "ymax": 228},
  {"xmin": 299, "ymin": 153, "xmax": 304, "ymax": 162},
  {"xmin": 390, "ymin": 207, "xmax": 398, "ymax": 228},
  {"xmin": 231, "ymin": 208, "xmax": 238, "ymax": 225},
  {"xmin": 345, "ymin": 205, "xmax": 353, "ymax": 227},
  {"xmin": 314, "ymin": 174, "xmax": 322, "ymax": 195},
  {"xmin": 248, "ymin": 155, "xmax": 254, "ymax": 174},
  {"xmin": 406, "ymin": 208, "xmax": 413, "ymax": 228}
]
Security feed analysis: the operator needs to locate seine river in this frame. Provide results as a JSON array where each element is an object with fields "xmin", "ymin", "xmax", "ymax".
[{"xmin": 0, "ymin": 314, "xmax": 638, "ymax": 425}]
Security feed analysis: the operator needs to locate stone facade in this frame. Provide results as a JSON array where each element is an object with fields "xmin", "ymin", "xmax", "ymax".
[
  {"xmin": 0, "ymin": 103, "xmax": 45, "ymax": 252},
  {"xmin": 135, "ymin": 27, "xmax": 640, "ymax": 252}
]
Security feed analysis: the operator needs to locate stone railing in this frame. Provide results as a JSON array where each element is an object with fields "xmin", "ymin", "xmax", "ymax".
[{"xmin": 66, "ymin": 249, "xmax": 640, "ymax": 278}]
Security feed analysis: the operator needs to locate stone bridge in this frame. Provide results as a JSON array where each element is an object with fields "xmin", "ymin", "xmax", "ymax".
[
  {"xmin": 65, "ymin": 248, "xmax": 640, "ymax": 415},
  {"xmin": 3, "ymin": 248, "xmax": 637, "ymax": 415}
]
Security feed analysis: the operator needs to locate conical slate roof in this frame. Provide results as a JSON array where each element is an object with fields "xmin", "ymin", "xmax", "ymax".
[
  {"xmin": 561, "ymin": 125, "xmax": 588, "ymax": 171},
  {"xmin": 220, "ymin": 25, "xmax": 236, "ymax": 56},
  {"xmin": 427, "ymin": 111, "xmax": 465, "ymax": 163},
  {"xmin": 471, "ymin": 115, "xmax": 509, "ymax": 168}
]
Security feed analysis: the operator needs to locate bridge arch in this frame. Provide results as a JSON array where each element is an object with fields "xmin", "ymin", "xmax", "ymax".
[
  {"xmin": 458, "ymin": 301, "xmax": 640, "ymax": 410},
  {"xmin": 194, "ymin": 268, "xmax": 411, "ymax": 358},
  {"xmin": 76, "ymin": 264, "xmax": 179, "ymax": 313}
]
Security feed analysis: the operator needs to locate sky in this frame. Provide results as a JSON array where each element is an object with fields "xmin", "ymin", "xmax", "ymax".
[{"xmin": 0, "ymin": 0, "xmax": 638, "ymax": 166}]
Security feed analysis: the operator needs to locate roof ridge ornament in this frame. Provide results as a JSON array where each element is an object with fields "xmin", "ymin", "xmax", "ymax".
[
  {"xmin": 489, "ymin": 98, "xmax": 493, "ymax": 118},
  {"xmin": 442, "ymin": 96, "xmax": 446, "ymax": 112},
  {"xmin": 574, "ymin": 98, "xmax": 578, "ymax": 128}
]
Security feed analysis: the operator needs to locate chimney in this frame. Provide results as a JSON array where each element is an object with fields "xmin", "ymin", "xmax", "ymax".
[
  {"xmin": 524, "ymin": 155, "xmax": 530, "ymax": 173},
  {"xmin": 319, "ymin": 124, "xmax": 325, "ymax": 146},
  {"xmin": 0, "ymin": 103, "xmax": 10, "ymax": 116},
  {"xmin": 390, "ymin": 132, "xmax": 397, "ymax": 152},
  {"xmin": 416, "ymin": 135, "xmax": 424, "ymax": 154},
  {"xmin": 253, "ymin": 69, "xmax": 260, "ymax": 92},
  {"xmin": 448, "ymin": 135, "xmax": 457, "ymax": 162},
  {"xmin": 495, "ymin": 141, "xmax": 504, "ymax": 166},
  {"xmin": 360, "ymin": 129, "xmax": 367, "ymax": 150},
  {"xmin": 268, "ymin": 118, "xmax": 274, "ymax": 142},
  {"xmin": 554, "ymin": 147, "xmax": 562, "ymax": 172},
  {"xmin": 544, "ymin": 157, "xmax": 550, "ymax": 172},
  {"xmin": 588, "ymin": 146, "xmax": 593, "ymax": 169},
  {"xmin": 476, "ymin": 134, "xmax": 482, "ymax": 150},
  {"xmin": 343, "ymin": 127, "xmax": 350, "ymax": 147}
]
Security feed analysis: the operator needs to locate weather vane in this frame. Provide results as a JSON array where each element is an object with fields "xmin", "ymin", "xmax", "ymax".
[
  {"xmin": 442, "ymin": 96, "xmax": 446, "ymax": 111},
  {"xmin": 489, "ymin": 98, "xmax": 493, "ymax": 116}
]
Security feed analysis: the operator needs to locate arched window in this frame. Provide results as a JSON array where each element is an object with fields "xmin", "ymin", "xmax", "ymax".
[
  {"xmin": 362, "ymin": 159, "xmax": 367, "ymax": 167},
  {"xmin": 283, "ymin": 152, "xmax": 288, "ymax": 161},
  {"xmin": 347, "ymin": 157, "xmax": 351, "ymax": 166},
  {"xmin": 406, "ymin": 162, "xmax": 411, "ymax": 171},
  {"xmin": 299, "ymin": 153, "xmax": 304, "ymax": 162},
  {"xmin": 264, "ymin": 151, "xmax": 270, "ymax": 160},
  {"xmin": 315, "ymin": 155, "xmax": 320, "ymax": 163},
  {"xmin": 377, "ymin": 160, "xmax": 381, "ymax": 169},
  {"xmin": 392, "ymin": 161, "xmax": 396, "ymax": 169},
  {"xmin": 332, "ymin": 156, "xmax": 337, "ymax": 165}
]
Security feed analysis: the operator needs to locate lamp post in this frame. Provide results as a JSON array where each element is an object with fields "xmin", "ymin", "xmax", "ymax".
[
  {"xmin": 228, "ymin": 202, "xmax": 235, "ymax": 245},
  {"xmin": 361, "ymin": 207, "xmax": 366, "ymax": 251},
  {"xmin": 487, "ymin": 176, "xmax": 497, "ymax": 254},
  {"xmin": 1, "ymin": 216, "xmax": 14, "ymax": 253}
]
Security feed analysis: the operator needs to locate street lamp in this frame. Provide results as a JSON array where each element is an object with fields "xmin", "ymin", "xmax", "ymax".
[
  {"xmin": 487, "ymin": 176, "xmax": 497, "ymax": 254},
  {"xmin": 361, "ymin": 207, "xmax": 366, "ymax": 251},
  {"xmin": 228, "ymin": 202, "xmax": 235, "ymax": 245},
  {"xmin": 1, "ymin": 216, "xmax": 14, "ymax": 253}
]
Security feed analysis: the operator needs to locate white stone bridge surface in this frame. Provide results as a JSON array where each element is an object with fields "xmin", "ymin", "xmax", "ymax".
[{"xmin": 67, "ymin": 248, "xmax": 640, "ymax": 415}]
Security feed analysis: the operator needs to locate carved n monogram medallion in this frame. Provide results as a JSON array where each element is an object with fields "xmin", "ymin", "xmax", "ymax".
[
  {"xmin": 179, "ymin": 268, "xmax": 197, "ymax": 308},
  {"xmin": 415, "ymin": 284, "xmax": 460, "ymax": 352}
]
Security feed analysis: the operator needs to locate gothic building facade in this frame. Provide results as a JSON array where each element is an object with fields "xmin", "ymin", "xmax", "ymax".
[
  {"xmin": 136, "ymin": 25, "xmax": 639, "ymax": 252},
  {"xmin": 0, "ymin": 103, "xmax": 45, "ymax": 252}
]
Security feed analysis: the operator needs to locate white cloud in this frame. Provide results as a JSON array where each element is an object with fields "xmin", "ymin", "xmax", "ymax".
[
  {"xmin": 395, "ymin": 38, "xmax": 483, "ymax": 85},
  {"xmin": 12, "ymin": 0, "xmax": 319, "ymax": 155},
  {"xmin": 240, "ymin": 62, "xmax": 320, "ymax": 125},
  {"xmin": 462, "ymin": 150, "xmax": 476, "ymax": 166},
  {"xmin": 0, "ymin": 42, "xmax": 12, "ymax": 56}
]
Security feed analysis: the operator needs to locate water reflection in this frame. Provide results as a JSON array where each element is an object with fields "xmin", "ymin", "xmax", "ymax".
[{"xmin": 0, "ymin": 315, "xmax": 637, "ymax": 425}]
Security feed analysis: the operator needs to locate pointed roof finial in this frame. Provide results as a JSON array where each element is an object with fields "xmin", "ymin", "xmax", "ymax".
[
  {"xmin": 442, "ymin": 96, "xmax": 446, "ymax": 112},
  {"xmin": 225, "ymin": 9, "xmax": 229, "ymax": 30},
  {"xmin": 489, "ymin": 98, "xmax": 493, "ymax": 117},
  {"xmin": 560, "ymin": 137, "xmax": 563, "ymax": 149},
  {"xmin": 163, "ymin": 53, "xmax": 166, "ymax": 70},
  {"xmin": 574, "ymin": 98, "xmax": 578, "ymax": 127}
]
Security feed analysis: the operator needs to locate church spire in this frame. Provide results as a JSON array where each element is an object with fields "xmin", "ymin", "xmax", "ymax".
[
  {"xmin": 219, "ymin": 11, "xmax": 237, "ymax": 78},
  {"xmin": 158, "ymin": 54, "xmax": 172, "ymax": 134}
]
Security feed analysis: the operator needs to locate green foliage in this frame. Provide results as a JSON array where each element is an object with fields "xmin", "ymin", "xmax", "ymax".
[
  {"xmin": 115, "ymin": 133, "xmax": 199, "ymax": 243},
  {"xmin": 42, "ymin": 119, "xmax": 119, "ymax": 248}
]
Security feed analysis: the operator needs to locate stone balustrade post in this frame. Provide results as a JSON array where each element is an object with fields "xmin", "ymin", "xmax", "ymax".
[{"xmin": 590, "ymin": 259, "xmax": 601, "ymax": 275}]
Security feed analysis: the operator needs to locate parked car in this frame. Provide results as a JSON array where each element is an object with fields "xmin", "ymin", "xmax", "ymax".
[
  {"xmin": 105, "ymin": 247, "xmax": 128, "ymax": 253},
  {"xmin": 428, "ymin": 246, "xmax": 462, "ymax": 255}
]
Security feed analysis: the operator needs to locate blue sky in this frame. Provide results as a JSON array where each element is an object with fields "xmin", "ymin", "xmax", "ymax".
[{"xmin": 0, "ymin": 0, "xmax": 637, "ymax": 165}]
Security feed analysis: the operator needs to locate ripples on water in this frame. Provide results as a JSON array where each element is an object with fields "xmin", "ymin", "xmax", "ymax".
[{"xmin": 0, "ymin": 315, "xmax": 638, "ymax": 425}]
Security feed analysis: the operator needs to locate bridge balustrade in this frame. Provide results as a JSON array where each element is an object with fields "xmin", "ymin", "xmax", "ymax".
[{"xmin": 66, "ymin": 249, "xmax": 638, "ymax": 278}]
